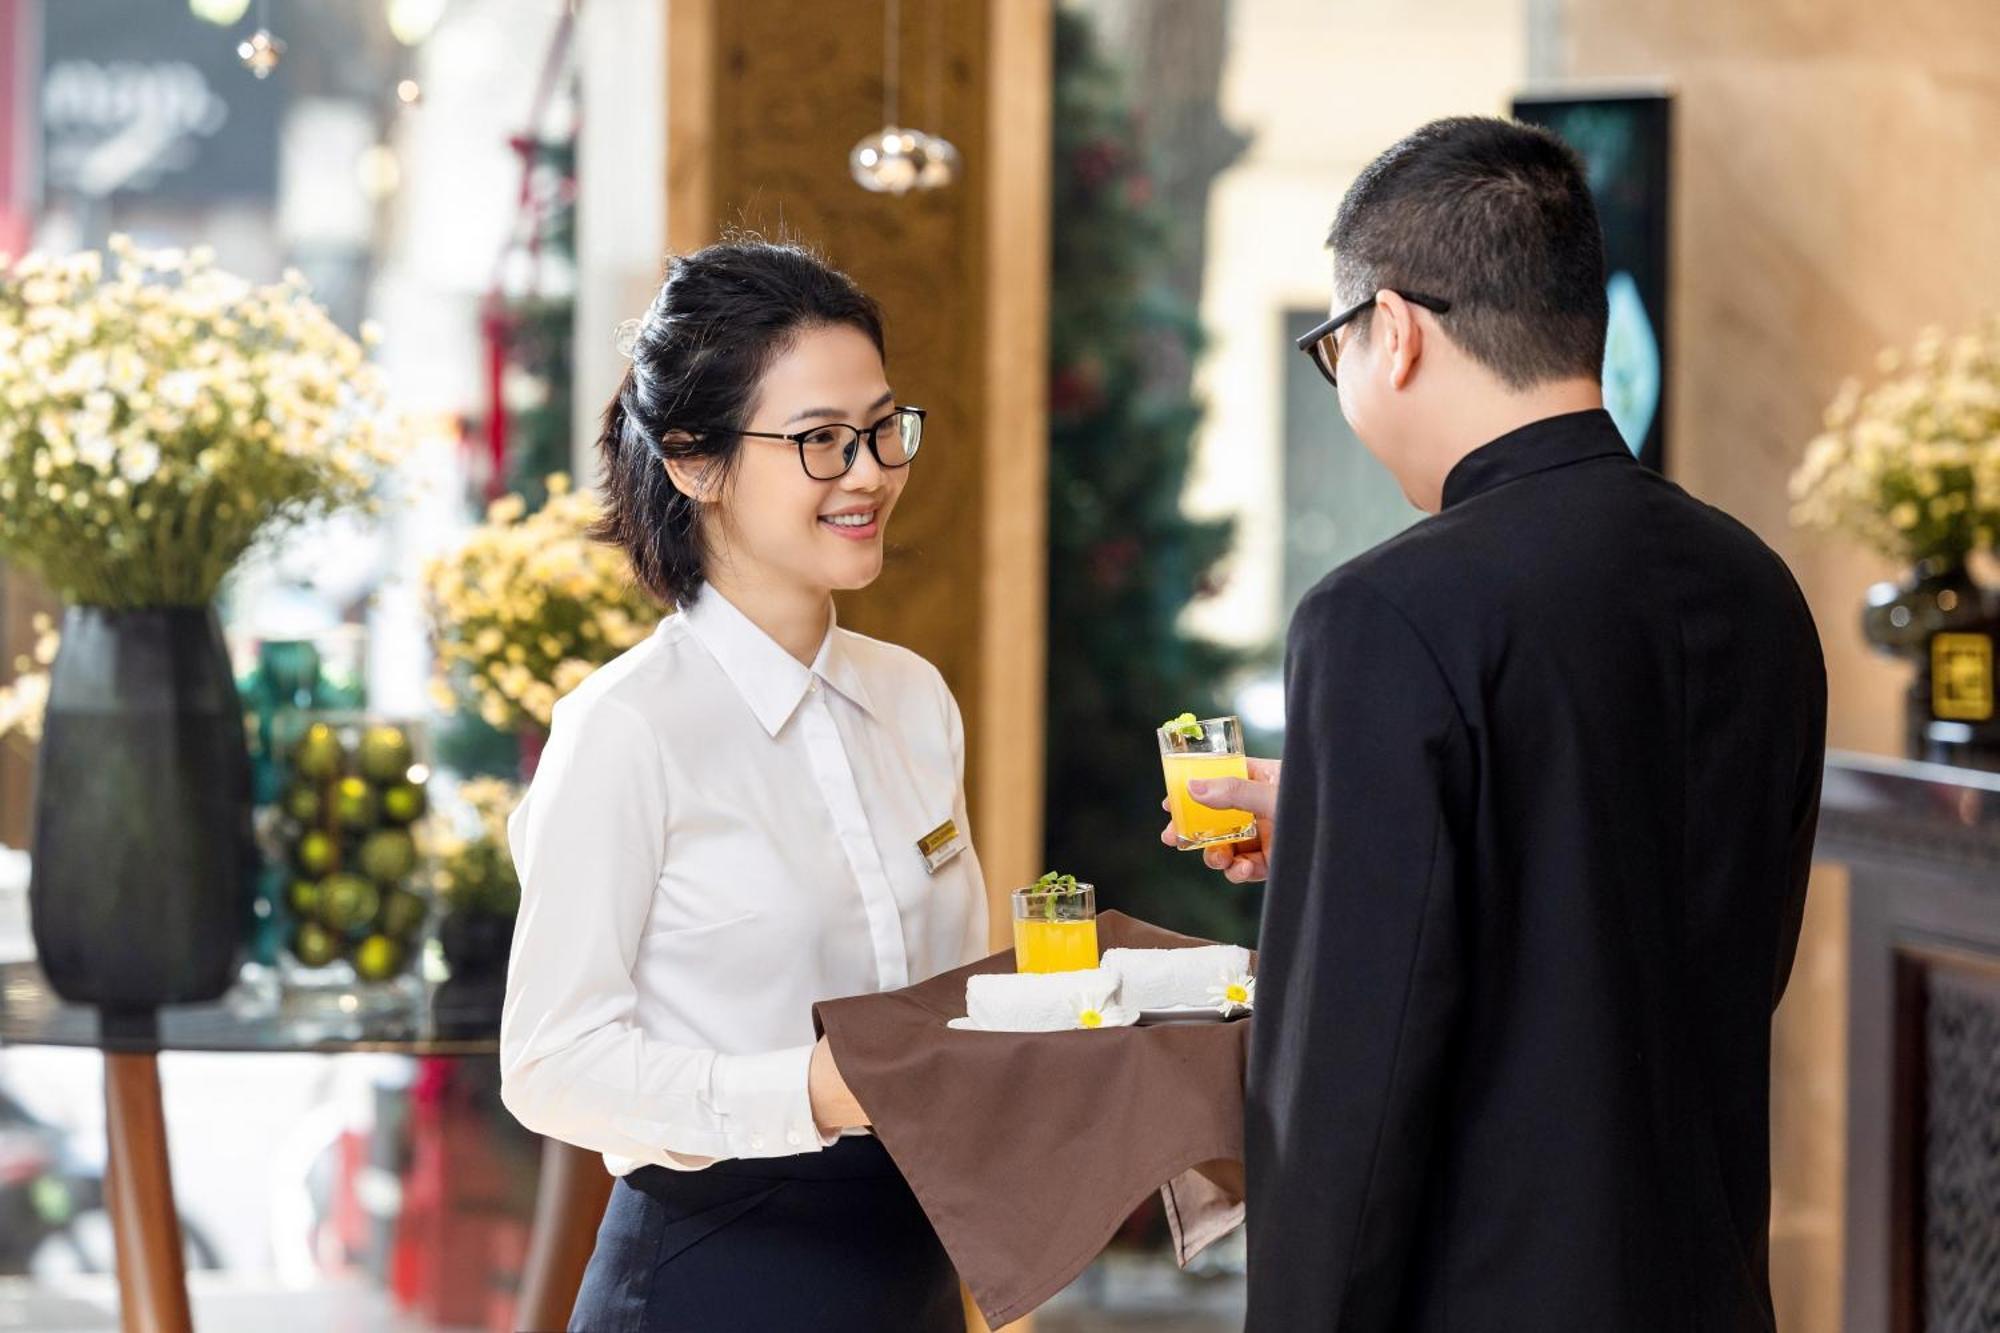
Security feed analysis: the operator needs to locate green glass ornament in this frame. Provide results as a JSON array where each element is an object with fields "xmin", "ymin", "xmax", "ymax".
[
  {"xmin": 291, "ymin": 920, "xmax": 341, "ymax": 968},
  {"xmin": 293, "ymin": 722, "xmax": 344, "ymax": 781},
  {"xmin": 379, "ymin": 887, "xmax": 426, "ymax": 939},
  {"xmin": 358, "ymin": 725, "xmax": 414, "ymax": 784},
  {"xmin": 352, "ymin": 933, "xmax": 406, "ymax": 982},
  {"xmin": 358, "ymin": 829, "xmax": 417, "ymax": 883},
  {"xmin": 283, "ymin": 784, "xmax": 322, "ymax": 825},
  {"xmin": 286, "ymin": 878, "xmax": 321, "ymax": 919},
  {"xmin": 296, "ymin": 830, "xmax": 337, "ymax": 877},
  {"xmin": 380, "ymin": 782, "xmax": 427, "ymax": 825},
  {"xmin": 319, "ymin": 872, "xmax": 380, "ymax": 933},
  {"xmin": 333, "ymin": 777, "xmax": 378, "ymax": 830}
]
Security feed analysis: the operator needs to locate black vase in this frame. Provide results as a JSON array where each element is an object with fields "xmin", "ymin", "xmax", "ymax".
[
  {"xmin": 1862, "ymin": 557, "xmax": 2000, "ymax": 772},
  {"xmin": 439, "ymin": 907, "xmax": 515, "ymax": 981},
  {"xmin": 28, "ymin": 605, "xmax": 254, "ymax": 1008}
]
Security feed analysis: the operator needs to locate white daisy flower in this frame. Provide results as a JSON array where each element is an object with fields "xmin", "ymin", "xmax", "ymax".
[{"xmin": 1206, "ymin": 970, "xmax": 1256, "ymax": 1017}]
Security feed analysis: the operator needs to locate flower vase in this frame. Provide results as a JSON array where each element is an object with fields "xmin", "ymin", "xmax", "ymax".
[
  {"xmin": 1862, "ymin": 556, "xmax": 2000, "ymax": 771},
  {"xmin": 28, "ymin": 605, "xmax": 254, "ymax": 1007}
]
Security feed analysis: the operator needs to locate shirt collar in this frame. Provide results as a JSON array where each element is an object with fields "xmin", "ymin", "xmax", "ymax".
[
  {"xmin": 1440, "ymin": 408, "xmax": 1633, "ymax": 511},
  {"xmin": 678, "ymin": 588, "xmax": 876, "ymax": 736}
]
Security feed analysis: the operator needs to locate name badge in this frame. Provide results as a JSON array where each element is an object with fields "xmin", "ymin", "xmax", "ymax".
[{"xmin": 917, "ymin": 818, "xmax": 965, "ymax": 875}]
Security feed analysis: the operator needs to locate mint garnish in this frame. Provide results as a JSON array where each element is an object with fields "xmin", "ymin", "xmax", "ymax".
[{"xmin": 1032, "ymin": 870, "xmax": 1083, "ymax": 922}]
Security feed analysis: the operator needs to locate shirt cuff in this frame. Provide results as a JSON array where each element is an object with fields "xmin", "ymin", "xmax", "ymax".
[{"xmin": 711, "ymin": 1043, "xmax": 836, "ymax": 1157}]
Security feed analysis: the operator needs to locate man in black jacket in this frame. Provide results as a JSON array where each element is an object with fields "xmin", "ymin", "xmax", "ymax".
[{"xmin": 1179, "ymin": 117, "xmax": 1827, "ymax": 1329}]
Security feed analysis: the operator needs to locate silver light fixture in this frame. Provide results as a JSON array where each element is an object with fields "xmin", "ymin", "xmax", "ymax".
[
  {"xmin": 237, "ymin": 0, "xmax": 284, "ymax": 77},
  {"xmin": 850, "ymin": 0, "xmax": 958, "ymax": 195}
]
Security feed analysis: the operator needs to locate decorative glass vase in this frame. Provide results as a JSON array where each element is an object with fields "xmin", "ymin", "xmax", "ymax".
[
  {"xmin": 263, "ymin": 712, "xmax": 434, "ymax": 1005},
  {"xmin": 28, "ymin": 605, "xmax": 253, "ymax": 1008},
  {"xmin": 1862, "ymin": 555, "xmax": 2000, "ymax": 772},
  {"xmin": 237, "ymin": 628, "xmax": 370, "ymax": 967}
]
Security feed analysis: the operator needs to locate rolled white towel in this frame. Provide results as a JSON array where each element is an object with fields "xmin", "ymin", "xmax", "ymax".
[
  {"xmin": 1101, "ymin": 945, "xmax": 1253, "ymax": 1011},
  {"xmin": 963, "ymin": 967, "xmax": 1138, "ymax": 1032}
]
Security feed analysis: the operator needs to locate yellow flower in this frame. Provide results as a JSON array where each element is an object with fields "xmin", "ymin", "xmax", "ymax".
[
  {"xmin": 553, "ymin": 659, "xmax": 594, "ymax": 695},
  {"xmin": 521, "ymin": 683, "xmax": 558, "ymax": 725},
  {"xmin": 423, "ymin": 476, "xmax": 663, "ymax": 732}
]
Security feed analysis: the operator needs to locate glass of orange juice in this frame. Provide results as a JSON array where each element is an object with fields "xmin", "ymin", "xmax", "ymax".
[
  {"xmin": 1159, "ymin": 713, "xmax": 1257, "ymax": 851},
  {"xmin": 1011, "ymin": 875, "xmax": 1100, "ymax": 973}
]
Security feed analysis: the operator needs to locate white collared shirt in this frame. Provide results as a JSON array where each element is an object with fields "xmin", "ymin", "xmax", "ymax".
[{"xmin": 499, "ymin": 589, "xmax": 988, "ymax": 1174}]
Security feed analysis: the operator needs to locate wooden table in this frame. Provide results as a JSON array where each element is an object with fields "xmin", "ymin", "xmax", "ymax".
[{"xmin": 0, "ymin": 964, "xmax": 610, "ymax": 1333}]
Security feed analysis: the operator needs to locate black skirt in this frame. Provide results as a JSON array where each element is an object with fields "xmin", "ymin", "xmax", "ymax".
[{"xmin": 566, "ymin": 1134, "xmax": 964, "ymax": 1333}]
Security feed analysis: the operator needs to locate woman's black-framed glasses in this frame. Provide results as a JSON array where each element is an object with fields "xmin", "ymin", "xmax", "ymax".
[
  {"xmin": 1295, "ymin": 291, "xmax": 1452, "ymax": 389},
  {"xmin": 717, "ymin": 406, "xmax": 926, "ymax": 481}
]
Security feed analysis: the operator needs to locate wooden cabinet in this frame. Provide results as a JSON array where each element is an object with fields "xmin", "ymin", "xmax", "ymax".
[{"xmin": 1818, "ymin": 752, "xmax": 2000, "ymax": 1331}]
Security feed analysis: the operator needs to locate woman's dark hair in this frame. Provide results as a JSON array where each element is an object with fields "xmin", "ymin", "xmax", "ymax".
[{"xmin": 591, "ymin": 238, "xmax": 886, "ymax": 607}]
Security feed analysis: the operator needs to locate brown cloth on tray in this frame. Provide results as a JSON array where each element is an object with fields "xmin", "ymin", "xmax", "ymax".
[{"xmin": 812, "ymin": 910, "xmax": 1251, "ymax": 1329}]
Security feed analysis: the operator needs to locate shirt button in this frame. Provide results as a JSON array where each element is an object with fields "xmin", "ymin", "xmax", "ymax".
[
  {"xmin": 786, "ymin": 1129, "xmax": 803, "ymax": 1147},
  {"xmin": 749, "ymin": 1134, "xmax": 765, "ymax": 1151},
  {"xmin": 807, "ymin": 679, "xmax": 819, "ymax": 694}
]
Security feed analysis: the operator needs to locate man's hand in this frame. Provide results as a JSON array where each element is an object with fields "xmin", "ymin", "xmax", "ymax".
[
  {"xmin": 808, "ymin": 1036, "xmax": 868, "ymax": 1134},
  {"xmin": 1160, "ymin": 756, "xmax": 1281, "ymax": 883}
]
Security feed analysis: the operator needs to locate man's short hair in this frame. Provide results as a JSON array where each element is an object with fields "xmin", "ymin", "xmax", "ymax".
[{"xmin": 1329, "ymin": 116, "xmax": 1608, "ymax": 389}]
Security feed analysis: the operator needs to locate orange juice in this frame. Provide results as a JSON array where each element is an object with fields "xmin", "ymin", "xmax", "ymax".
[
  {"xmin": 1163, "ymin": 750, "xmax": 1256, "ymax": 849},
  {"xmin": 1013, "ymin": 916, "xmax": 1101, "ymax": 973}
]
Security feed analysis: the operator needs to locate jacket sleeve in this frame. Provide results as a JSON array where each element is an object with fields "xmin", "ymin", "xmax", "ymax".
[{"xmin": 1245, "ymin": 571, "xmax": 1472, "ymax": 1331}]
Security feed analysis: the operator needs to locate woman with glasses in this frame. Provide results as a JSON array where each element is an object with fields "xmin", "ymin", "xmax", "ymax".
[{"xmin": 499, "ymin": 239, "xmax": 982, "ymax": 1331}]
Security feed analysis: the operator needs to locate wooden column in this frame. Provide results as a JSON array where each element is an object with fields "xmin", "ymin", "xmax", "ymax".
[
  {"xmin": 975, "ymin": 0, "xmax": 1052, "ymax": 949},
  {"xmin": 667, "ymin": 0, "xmax": 1051, "ymax": 943}
]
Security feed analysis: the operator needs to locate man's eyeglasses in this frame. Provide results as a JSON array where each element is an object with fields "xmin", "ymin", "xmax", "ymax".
[
  {"xmin": 701, "ymin": 406, "xmax": 926, "ymax": 481},
  {"xmin": 1294, "ymin": 291, "xmax": 1452, "ymax": 389}
]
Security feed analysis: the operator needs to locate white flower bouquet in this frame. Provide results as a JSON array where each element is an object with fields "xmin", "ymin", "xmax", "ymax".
[
  {"xmin": 1789, "ymin": 318, "xmax": 2000, "ymax": 564},
  {"xmin": 0, "ymin": 238, "xmax": 399, "ymax": 607}
]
